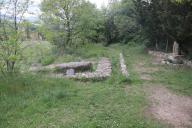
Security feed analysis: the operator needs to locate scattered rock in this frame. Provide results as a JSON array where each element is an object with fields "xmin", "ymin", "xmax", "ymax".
[
  {"xmin": 149, "ymin": 50, "xmax": 192, "ymax": 67},
  {"xmin": 167, "ymin": 55, "xmax": 183, "ymax": 64}
]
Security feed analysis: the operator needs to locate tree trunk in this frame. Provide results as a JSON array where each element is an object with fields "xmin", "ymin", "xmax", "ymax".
[
  {"xmin": 65, "ymin": 18, "xmax": 71, "ymax": 46},
  {"xmin": 14, "ymin": 0, "xmax": 18, "ymax": 33}
]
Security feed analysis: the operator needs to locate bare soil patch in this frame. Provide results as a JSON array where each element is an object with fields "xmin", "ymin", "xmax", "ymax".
[
  {"xmin": 145, "ymin": 85, "xmax": 192, "ymax": 128},
  {"xmin": 140, "ymin": 74, "xmax": 153, "ymax": 81},
  {"xmin": 134, "ymin": 62, "xmax": 159, "ymax": 81}
]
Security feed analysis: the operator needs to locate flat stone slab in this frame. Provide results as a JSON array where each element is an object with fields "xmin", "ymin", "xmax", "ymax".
[{"xmin": 30, "ymin": 61, "xmax": 93, "ymax": 73}]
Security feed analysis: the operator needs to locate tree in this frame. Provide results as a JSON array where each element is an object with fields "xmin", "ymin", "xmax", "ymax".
[
  {"xmin": 104, "ymin": 0, "xmax": 119, "ymax": 45},
  {"xmin": 104, "ymin": 0, "xmax": 139, "ymax": 45},
  {"xmin": 41, "ymin": 0, "xmax": 81, "ymax": 49},
  {"xmin": 0, "ymin": 0, "xmax": 32, "ymax": 74},
  {"xmin": 134, "ymin": 0, "xmax": 192, "ymax": 54},
  {"xmin": 41, "ymin": 0, "xmax": 106, "ymax": 49},
  {"xmin": 74, "ymin": 1, "xmax": 105, "ymax": 45}
]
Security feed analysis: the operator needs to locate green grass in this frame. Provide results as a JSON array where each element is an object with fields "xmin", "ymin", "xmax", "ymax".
[
  {"xmin": 0, "ymin": 76, "xmax": 164, "ymax": 128},
  {"xmin": 153, "ymin": 66, "xmax": 192, "ymax": 96},
  {"xmin": 119, "ymin": 43, "xmax": 192, "ymax": 96},
  {"xmin": 0, "ymin": 42, "xmax": 191, "ymax": 127},
  {"xmin": 21, "ymin": 41, "xmax": 56, "ymax": 66}
]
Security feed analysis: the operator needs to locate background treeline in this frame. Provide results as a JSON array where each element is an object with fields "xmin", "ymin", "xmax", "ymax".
[
  {"xmin": 134, "ymin": 0, "xmax": 192, "ymax": 55},
  {"xmin": 40, "ymin": 0, "xmax": 192, "ymax": 55},
  {"xmin": 39, "ymin": 0, "xmax": 139, "ymax": 49}
]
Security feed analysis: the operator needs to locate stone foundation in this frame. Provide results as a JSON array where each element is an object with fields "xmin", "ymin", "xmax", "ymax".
[
  {"xmin": 67, "ymin": 58, "xmax": 112, "ymax": 80},
  {"xmin": 38, "ymin": 58, "xmax": 112, "ymax": 80}
]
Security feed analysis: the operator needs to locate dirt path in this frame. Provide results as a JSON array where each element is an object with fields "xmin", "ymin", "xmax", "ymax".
[
  {"xmin": 146, "ymin": 85, "xmax": 192, "ymax": 128},
  {"xmin": 134, "ymin": 60, "xmax": 192, "ymax": 128},
  {"xmin": 134, "ymin": 62, "xmax": 158, "ymax": 81}
]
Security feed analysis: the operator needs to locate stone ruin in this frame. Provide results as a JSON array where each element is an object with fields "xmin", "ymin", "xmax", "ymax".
[
  {"xmin": 148, "ymin": 45, "xmax": 192, "ymax": 68},
  {"xmin": 149, "ymin": 41, "xmax": 185, "ymax": 66},
  {"xmin": 30, "ymin": 55, "xmax": 130, "ymax": 80},
  {"xmin": 165, "ymin": 41, "xmax": 184, "ymax": 64},
  {"xmin": 66, "ymin": 58, "xmax": 112, "ymax": 80},
  {"xmin": 30, "ymin": 58, "xmax": 112, "ymax": 80},
  {"xmin": 30, "ymin": 61, "xmax": 93, "ymax": 74}
]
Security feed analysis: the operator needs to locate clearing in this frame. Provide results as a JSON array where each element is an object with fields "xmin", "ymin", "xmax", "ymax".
[{"xmin": 0, "ymin": 43, "xmax": 192, "ymax": 128}]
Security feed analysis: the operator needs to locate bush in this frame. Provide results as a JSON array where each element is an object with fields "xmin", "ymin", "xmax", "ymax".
[
  {"xmin": 0, "ymin": 38, "xmax": 22, "ymax": 74},
  {"xmin": 40, "ymin": 56, "xmax": 55, "ymax": 66}
]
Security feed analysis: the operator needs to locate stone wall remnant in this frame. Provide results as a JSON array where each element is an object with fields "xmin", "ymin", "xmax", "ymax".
[
  {"xmin": 68, "ymin": 58, "xmax": 112, "ymax": 80},
  {"xmin": 36, "ymin": 58, "xmax": 112, "ymax": 80},
  {"xmin": 119, "ymin": 53, "xmax": 129, "ymax": 78}
]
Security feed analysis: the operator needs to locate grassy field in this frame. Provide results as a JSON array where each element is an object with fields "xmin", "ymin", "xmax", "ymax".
[{"xmin": 0, "ymin": 42, "xmax": 192, "ymax": 128}]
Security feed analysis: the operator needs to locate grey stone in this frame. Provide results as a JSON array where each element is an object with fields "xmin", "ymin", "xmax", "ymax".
[
  {"xmin": 167, "ymin": 55, "xmax": 183, "ymax": 64},
  {"xmin": 66, "ymin": 69, "xmax": 75, "ymax": 76}
]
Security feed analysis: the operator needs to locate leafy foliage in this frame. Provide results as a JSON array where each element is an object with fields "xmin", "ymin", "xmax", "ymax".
[
  {"xmin": 134, "ymin": 0, "xmax": 192, "ymax": 53},
  {"xmin": 104, "ymin": 0, "xmax": 139, "ymax": 45},
  {"xmin": 40, "ymin": 0, "xmax": 105, "ymax": 51},
  {"xmin": 0, "ymin": 0, "xmax": 32, "ymax": 74},
  {"xmin": 0, "ymin": 35, "xmax": 22, "ymax": 73}
]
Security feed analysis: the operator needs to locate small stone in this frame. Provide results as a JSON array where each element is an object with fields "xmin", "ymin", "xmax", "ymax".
[
  {"xmin": 66, "ymin": 69, "xmax": 75, "ymax": 76},
  {"xmin": 161, "ymin": 60, "xmax": 166, "ymax": 64}
]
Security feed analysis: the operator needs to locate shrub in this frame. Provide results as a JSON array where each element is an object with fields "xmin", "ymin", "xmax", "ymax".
[
  {"xmin": 0, "ymin": 38, "xmax": 22, "ymax": 74},
  {"xmin": 40, "ymin": 56, "xmax": 55, "ymax": 66}
]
